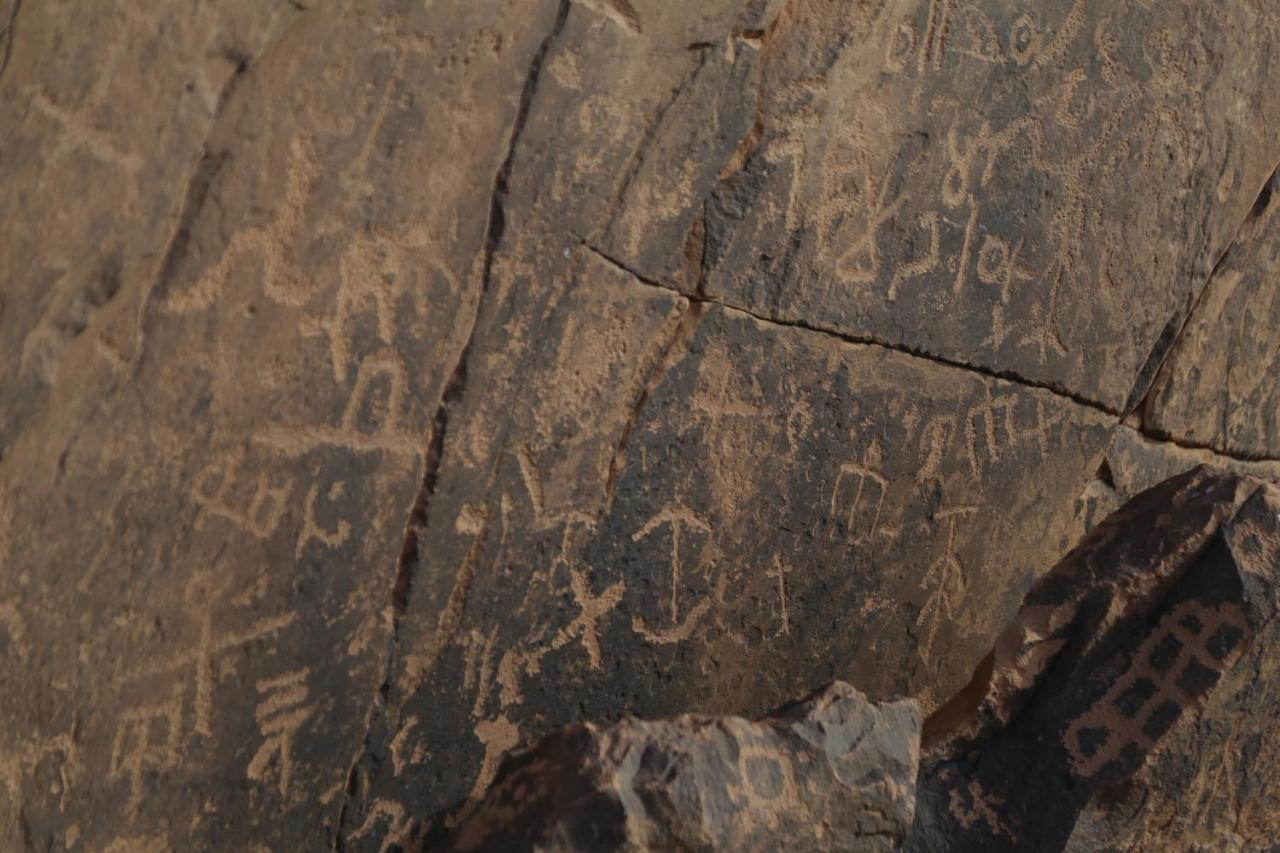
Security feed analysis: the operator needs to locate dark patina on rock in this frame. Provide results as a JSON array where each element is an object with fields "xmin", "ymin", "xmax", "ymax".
[{"xmin": 910, "ymin": 467, "xmax": 1280, "ymax": 851}]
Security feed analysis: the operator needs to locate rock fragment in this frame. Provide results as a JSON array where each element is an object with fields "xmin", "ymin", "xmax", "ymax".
[{"xmin": 448, "ymin": 682, "xmax": 921, "ymax": 852}]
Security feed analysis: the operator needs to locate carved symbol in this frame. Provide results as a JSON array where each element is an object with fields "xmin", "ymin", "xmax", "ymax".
[
  {"xmin": 770, "ymin": 555, "xmax": 792, "ymax": 637},
  {"xmin": 1046, "ymin": 67, "xmax": 1090, "ymax": 129},
  {"xmin": 1023, "ymin": 253, "xmax": 1073, "ymax": 358},
  {"xmin": 953, "ymin": 5, "xmax": 1003, "ymax": 65},
  {"xmin": 19, "ymin": 2, "xmax": 152, "ymax": 179},
  {"xmin": 27, "ymin": 89, "xmax": 144, "ymax": 175},
  {"xmin": 916, "ymin": 415, "xmax": 956, "ymax": 484},
  {"xmin": 725, "ymin": 744, "xmax": 801, "ymax": 830},
  {"xmin": 630, "ymin": 506, "xmax": 712, "ymax": 629},
  {"xmin": 830, "ymin": 442, "xmax": 889, "ymax": 546},
  {"xmin": 389, "ymin": 717, "xmax": 427, "ymax": 777},
  {"xmin": 632, "ymin": 598, "xmax": 715, "ymax": 645},
  {"xmin": 952, "ymin": 203, "xmax": 982, "ymax": 294},
  {"xmin": 247, "ymin": 669, "xmax": 315, "ymax": 797},
  {"xmin": 551, "ymin": 565, "xmax": 624, "ymax": 670},
  {"xmin": 161, "ymin": 135, "xmax": 322, "ymax": 313},
  {"xmin": 948, "ymin": 778, "xmax": 1012, "ymax": 839},
  {"xmin": 919, "ymin": 0, "xmax": 958, "ymax": 72},
  {"xmin": 975, "ymin": 234, "xmax": 1034, "ymax": 301},
  {"xmin": 1, "ymin": 732, "xmax": 79, "ymax": 813},
  {"xmin": 299, "ymin": 225, "xmax": 447, "ymax": 383},
  {"xmin": 918, "ymin": 506, "xmax": 981, "ymax": 662},
  {"xmin": 962, "ymin": 392, "xmax": 1057, "ymax": 475},
  {"xmin": 191, "ymin": 448, "xmax": 292, "ymax": 541},
  {"xmin": 834, "ymin": 157, "xmax": 905, "ymax": 285},
  {"xmin": 886, "ymin": 21, "xmax": 919, "ymax": 73},
  {"xmin": 254, "ymin": 349, "xmax": 422, "ymax": 458},
  {"xmin": 1008, "ymin": 14, "xmax": 1042, "ymax": 65},
  {"xmin": 348, "ymin": 799, "xmax": 418, "ymax": 853},
  {"xmin": 404, "ymin": 505, "xmax": 492, "ymax": 690},
  {"xmin": 109, "ymin": 684, "xmax": 184, "ymax": 811},
  {"xmin": 118, "ymin": 575, "xmax": 296, "ymax": 742},
  {"xmin": 517, "ymin": 444, "xmax": 549, "ymax": 526},
  {"xmin": 887, "ymin": 212, "xmax": 942, "ymax": 301},
  {"xmin": 295, "ymin": 480, "xmax": 352, "ymax": 558},
  {"xmin": 469, "ymin": 715, "xmax": 520, "ymax": 804},
  {"xmin": 1031, "ymin": 0, "xmax": 1087, "ymax": 72},
  {"xmin": 463, "ymin": 626, "xmax": 500, "ymax": 718},
  {"xmin": 1065, "ymin": 601, "xmax": 1251, "ymax": 778}
]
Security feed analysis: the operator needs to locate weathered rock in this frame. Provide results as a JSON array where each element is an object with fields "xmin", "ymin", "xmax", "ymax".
[
  {"xmin": 446, "ymin": 681, "xmax": 920, "ymax": 852},
  {"xmin": 349, "ymin": 294, "xmax": 1112, "ymax": 841},
  {"xmin": 0, "ymin": 0, "xmax": 1279, "ymax": 849},
  {"xmin": 910, "ymin": 467, "xmax": 1280, "ymax": 851},
  {"xmin": 1140, "ymin": 168, "xmax": 1280, "ymax": 460},
  {"xmin": 0, "ymin": 2, "xmax": 563, "ymax": 848},
  {"xmin": 1062, "ymin": 439, "xmax": 1280, "ymax": 851},
  {"xmin": 698, "ymin": 0, "xmax": 1280, "ymax": 412},
  {"xmin": 443, "ymin": 467, "xmax": 1280, "ymax": 852}
]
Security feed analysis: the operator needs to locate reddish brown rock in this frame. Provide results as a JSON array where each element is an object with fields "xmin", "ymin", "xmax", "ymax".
[{"xmin": 910, "ymin": 467, "xmax": 1280, "ymax": 851}]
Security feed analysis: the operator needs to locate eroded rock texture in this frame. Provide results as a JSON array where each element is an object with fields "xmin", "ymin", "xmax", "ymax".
[
  {"xmin": 0, "ymin": 0, "xmax": 1278, "ymax": 849},
  {"xmin": 1141, "ymin": 169, "xmax": 1280, "ymax": 460}
]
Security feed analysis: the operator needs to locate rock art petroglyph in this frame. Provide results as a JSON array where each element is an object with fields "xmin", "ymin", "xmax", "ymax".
[{"xmin": 1, "ymin": 0, "xmax": 1279, "ymax": 849}]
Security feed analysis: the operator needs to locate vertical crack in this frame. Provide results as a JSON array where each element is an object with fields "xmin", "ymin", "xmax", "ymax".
[
  {"xmin": 334, "ymin": 1, "xmax": 573, "ymax": 844},
  {"xmin": 603, "ymin": 299, "xmax": 705, "ymax": 510}
]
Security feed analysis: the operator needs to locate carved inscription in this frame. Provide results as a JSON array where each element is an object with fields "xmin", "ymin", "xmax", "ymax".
[
  {"xmin": 247, "ymin": 669, "xmax": 315, "ymax": 797},
  {"xmin": 192, "ymin": 448, "xmax": 292, "ymax": 541},
  {"xmin": 918, "ymin": 506, "xmax": 981, "ymax": 661},
  {"xmin": 109, "ymin": 685, "xmax": 184, "ymax": 812},
  {"xmin": 630, "ymin": 506, "xmax": 713, "ymax": 643},
  {"xmin": 1065, "ymin": 600, "xmax": 1251, "ymax": 778},
  {"xmin": 108, "ymin": 575, "xmax": 297, "ymax": 806}
]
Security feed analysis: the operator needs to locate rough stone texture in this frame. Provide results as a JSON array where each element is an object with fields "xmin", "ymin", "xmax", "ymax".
[
  {"xmin": 0, "ymin": 0, "xmax": 1279, "ymax": 850},
  {"xmin": 699, "ymin": 0, "xmax": 1280, "ymax": 413},
  {"xmin": 1141, "ymin": 168, "xmax": 1280, "ymax": 460},
  {"xmin": 911, "ymin": 467, "xmax": 1280, "ymax": 852},
  {"xmin": 446, "ymin": 682, "xmax": 920, "ymax": 852},
  {"xmin": 0, "ymin": 2, "xmax": 559, "ymax": 848}
]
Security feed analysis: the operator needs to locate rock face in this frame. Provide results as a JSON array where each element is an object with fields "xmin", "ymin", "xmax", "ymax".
[
  {"xmin": 912, "ymin": 467, "xmax": 1279, "ymax": 851},
  {"xmin": 1141, "ymin": 169, "xmax": 1280, "ymax": 460},
  {"xmin": 451, "ymin": 467, "xmax": 1279, "ymax": 852},
  {"xmin": 0, "ymin": 0, "xmax": 1278, "ymax": 850},
  {"xmin": 448, "ymin": 682, "xmax": 920, "ymax": 852}
]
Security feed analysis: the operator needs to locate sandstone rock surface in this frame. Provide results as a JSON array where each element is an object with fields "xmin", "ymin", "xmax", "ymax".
[
  {"xmin": 0, "ymin": 0, "xmax": 1278, "ymax": 849},
  {"xmin": 450, "ymin": 468, "xmax": 1280, "ymax": 852}
]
